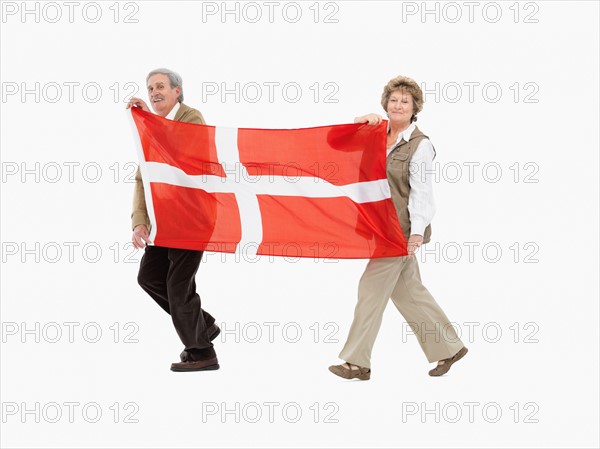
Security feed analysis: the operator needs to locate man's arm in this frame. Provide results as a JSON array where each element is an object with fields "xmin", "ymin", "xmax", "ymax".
[
  {"xmin": 131, "ymin": 166, "xmax": 150, "ymax": 231},
  {"xmin": 127, "ymin": 97, "xmax": 151, "ymax": 231},
  {"xmin": 131, "ymin": 166, "xmax": 151, "ymax": 249}
]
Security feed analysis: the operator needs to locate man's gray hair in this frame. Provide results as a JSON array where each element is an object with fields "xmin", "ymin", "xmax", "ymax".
[{"xmin": 146, "ymin": 68, "xmax": 184, "ymax": 102}]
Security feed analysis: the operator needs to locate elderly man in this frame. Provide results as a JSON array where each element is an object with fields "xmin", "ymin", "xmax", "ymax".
[{"xmin": 127, "ymin": 68, "xmax": 220, "ymax": 372}]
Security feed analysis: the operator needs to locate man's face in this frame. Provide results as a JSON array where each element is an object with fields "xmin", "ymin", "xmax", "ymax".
[{"xmin": 147, "ymin": 74, "xmax": 180, "ymax": 117}]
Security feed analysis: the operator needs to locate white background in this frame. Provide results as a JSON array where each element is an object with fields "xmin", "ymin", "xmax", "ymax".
[{"xmin": 1, "ymin": 1, "xmax": 599, "ymax": 447}]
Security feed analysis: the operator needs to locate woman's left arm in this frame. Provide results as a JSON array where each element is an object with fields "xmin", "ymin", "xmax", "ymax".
[{"xmin": 407, "ymin": 139, "xmax": 436, "ymax": 255}]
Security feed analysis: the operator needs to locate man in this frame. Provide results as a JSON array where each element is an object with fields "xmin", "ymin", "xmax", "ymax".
[{"xmin": 127, "ymin": 68, "xmax": 220, "ymax": 372}]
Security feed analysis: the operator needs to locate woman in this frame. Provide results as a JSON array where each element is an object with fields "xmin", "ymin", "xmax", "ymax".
[{"xmin": 329, "ymin": 76, "xmax": 467, "ymax": 380}]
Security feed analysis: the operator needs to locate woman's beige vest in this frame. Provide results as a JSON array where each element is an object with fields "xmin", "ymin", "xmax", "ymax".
[{"xmin": 386, "ymin": 126, "xmax": 433, "ymax": 243}]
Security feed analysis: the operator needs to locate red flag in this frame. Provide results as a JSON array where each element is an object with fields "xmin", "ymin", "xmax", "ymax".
[{"xmin": 129, "ymin": 107, "xmax": 407, "ymax": 258}]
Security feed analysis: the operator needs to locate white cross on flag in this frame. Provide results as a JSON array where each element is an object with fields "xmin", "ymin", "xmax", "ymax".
[{"xmin": 129, "ymin": 107, "xmax": 408, "ymax": 259}]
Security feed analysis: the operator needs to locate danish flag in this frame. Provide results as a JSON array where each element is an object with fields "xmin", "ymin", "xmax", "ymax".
[{"xmin": 129, "ymin": 107, "xmax": 407, "ymax": 259}]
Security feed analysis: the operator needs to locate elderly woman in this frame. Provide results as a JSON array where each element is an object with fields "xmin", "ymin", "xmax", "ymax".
[{"xmin": 329, "ymin": 76, "xmax": 467, "ymax": 380}]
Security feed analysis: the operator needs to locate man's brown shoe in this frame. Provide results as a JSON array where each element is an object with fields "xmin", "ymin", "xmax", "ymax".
[
  {"xmin": 171, "ymin": 357, "xmax": 219, "ymax": 372},
  {"xmin": 329, "ymin": 363, "xmax": 371, "ymax": 380},
  {"xmin": 428, "ymin": 346, "xmax": 468, "ymax": 377}
]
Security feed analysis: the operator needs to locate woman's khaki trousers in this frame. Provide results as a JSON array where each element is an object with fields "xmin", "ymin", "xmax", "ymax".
[{"xmin": 339, "ymin": 256, "xmax": 464, "ymax": 369}]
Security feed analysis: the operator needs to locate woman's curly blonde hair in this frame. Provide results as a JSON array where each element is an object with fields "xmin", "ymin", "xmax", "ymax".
[{"xmin": 380, "ymin": 75, "xmax": 424, "ymax": 122}]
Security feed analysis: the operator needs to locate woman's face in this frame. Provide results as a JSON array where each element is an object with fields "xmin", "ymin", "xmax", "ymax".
[{"xmin": 386, "ymin": 90, "xmax": 414, "ymax": 125}]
